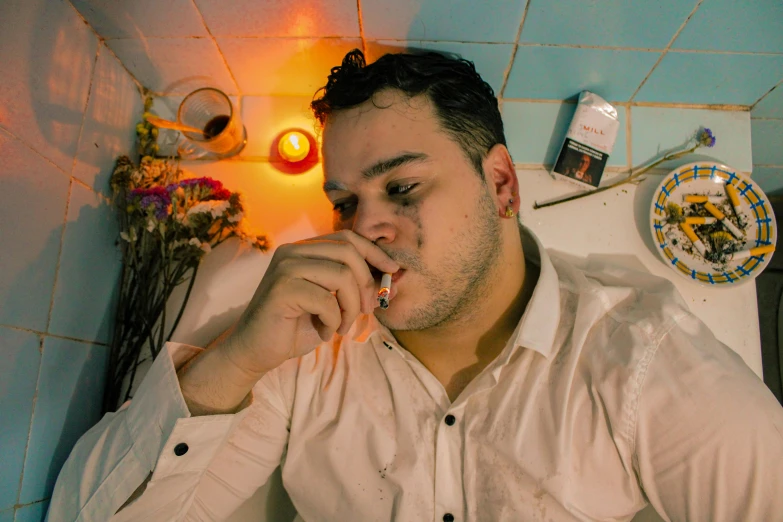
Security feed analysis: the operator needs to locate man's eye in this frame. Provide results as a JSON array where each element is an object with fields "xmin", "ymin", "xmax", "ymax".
[
  {"xmin": 388, "ymin": 183, "xmax": 417, "ymax": 196},
  {"xmin": 332, "ymin": 200, "xmax": 355, "ymax": 214}
]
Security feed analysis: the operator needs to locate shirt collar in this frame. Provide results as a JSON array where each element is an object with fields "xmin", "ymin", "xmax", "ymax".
[{"xmin": 354, "ymin": 225, "xmax": 561, "ymax": 360}]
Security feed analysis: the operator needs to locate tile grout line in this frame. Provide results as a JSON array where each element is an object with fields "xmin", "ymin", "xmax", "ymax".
[
  {"xmin": 189, "ymin": 0, "xmax": 242, "ymax": 96},
  {"xmin": 0, "ymin": 126, "xmax": 71, "ymax": 180},
  {"xmin": 69, "ymin": 45, "xmax": 101, "ymax": 179},
  {"xmin": 0, "ymin": 324, "xmax": 110, "ymax": 346},
  {"xmin": 15, "ymin": 335, "xmax": 45, "ymax": 509},
  {"xmin": 45, "ymin": 178, "xmax": 74, "ymax": 335},
  {"xmin": 626, "ymin": 104, "xmax": 633, "ymax": 172},
  {"xmin": 629, "ymin": 0, "xmax": 706, "ymax": 103},
  {"xmin": 63, "ymin": 0, "xmax": 145, "ymax": 93},
  {"xmin": 498, "ymin": 0, "xmax": 531, "ymax": 99},
  {"xmin": 357, "ymin": 0, "xmax": 367, "ymax": 57},
  {"xmin": 751, "ymin": 78, "xmax": 783, "ymax": 111}
]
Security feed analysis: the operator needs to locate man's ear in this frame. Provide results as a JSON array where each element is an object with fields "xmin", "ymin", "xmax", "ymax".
[{"xmin": 482, "ymin": 144, "xmax": 519, "ymax": 210}]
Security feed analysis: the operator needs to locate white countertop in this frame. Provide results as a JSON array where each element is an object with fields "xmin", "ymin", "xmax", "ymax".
[{"xmin": 516, "ymin": 168, "xmax": 762, "ymax": 378}]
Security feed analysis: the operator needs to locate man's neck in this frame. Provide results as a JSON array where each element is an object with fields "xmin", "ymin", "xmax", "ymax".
[{"xmin": 391, "ymin": 235, "xmax": 538, "ymax": 401}]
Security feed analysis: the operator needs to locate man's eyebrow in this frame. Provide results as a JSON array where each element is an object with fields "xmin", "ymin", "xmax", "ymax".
[{"xmin": 323, "ymin": 152, "xmax": 430, "ymax": 193}]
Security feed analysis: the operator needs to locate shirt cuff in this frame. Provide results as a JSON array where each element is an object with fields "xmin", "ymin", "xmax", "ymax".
[{"xmin": 123, "ymin": 342, "xmax": 250, "ymax": 474}]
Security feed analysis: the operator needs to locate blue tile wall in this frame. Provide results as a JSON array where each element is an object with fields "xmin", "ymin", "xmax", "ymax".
[
  {"xmin": 0, "ymin": 328, "xmax": 41, "ymax": 512},
  {"xmin": 19, "ymin": 338, "xmax": 109, "ymax": 504},
  {"xmin": 752, "ymin": 85, "xmax": 783, "ymax": 119},
  {"xmin": 520, "ymin": 0, "xmax": 696, "ymax": 49},
  {"xmin": 505, "ymin": 47, "xmax": 659, "ymax": 102},
  {"xmin": 672, "ymin": 0, "xmax": 783, "ymax": 53},
  {"xmin": 13, "ymin": 500, "xmax": 49, "ymax": 522}
]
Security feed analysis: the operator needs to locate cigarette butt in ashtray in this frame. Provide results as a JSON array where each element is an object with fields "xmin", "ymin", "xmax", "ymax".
[
  {"xmin": 703, "ymin": 202, "xmax": 744, "ymax": 239},
  {"xmin": 731, "ymin": 244, "xmax": 776, "ymax": 261},
  {"xmin": 680, "ymin": 223, "xmax": 708, "ymax": 257},
  {"xmin": 377, "ymin": 273, "xmax": 392, "ymax": 310},
  {"xmin": 683, "ymin": 195, "xmax": 723, "ymax": 204},
  {"xmin": 724, "ymin": 184, "xmax": 746, "ymax": 227},
  {"xmin": 684, "ymin": 216, "xmax": 718, "ymax": 225}
]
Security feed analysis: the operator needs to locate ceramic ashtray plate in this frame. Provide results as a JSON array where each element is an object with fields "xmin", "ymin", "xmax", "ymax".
[{"xmin": 650, "ymin": 162, "xmax": 777, "ymax": 287}]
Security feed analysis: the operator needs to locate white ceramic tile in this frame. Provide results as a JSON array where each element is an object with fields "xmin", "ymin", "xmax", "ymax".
[
  {"xmin": 0, "ymin": 130, "xmax": 70, "ymax": 331},
  {"xmin": 218, "ymin": 38, "xmax": 362, "ymax": 95},
  {"xmin": 70, "ymin": 0, "xmax": 208, "ymax": 38},
  {"xmin": 631, "ymin": 107, "xmax": 752, "ymax": 172},
  {"xmin": 19, "ymin": 338, "xmax": 108, "ymax": 503},
  {"xmin": 0, "ymin": 328, "xmax": 41, "ymax": 511},
  {"xmin": 240, "ymin": 96, "xmax": 316, "ymax": 158},
  {"xmin": 48, "ymin": 184, "xmax": 121, "ymax": 344},
  {"xmin": 107, "ymin": 38, "xmax": 237, "ymax": 95},
  {"xmin": 72, "ymin": 44, "xmax": 143, "ymax": 195},
  {"xmin": 194, "ymin": 0, "xmax": 359, "ymax": 37},
  {"xmin": 502, "ymin": 101, "xmax": 628, "ymax": 167},
  {"xmin": 0, "ymin": 0, "xmax": 99, "ymax": 171}
]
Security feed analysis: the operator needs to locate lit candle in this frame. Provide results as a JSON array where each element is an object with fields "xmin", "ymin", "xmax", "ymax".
[{"xmin": 278, "ymin": 131, "xmax": 310, "ymax": 162}]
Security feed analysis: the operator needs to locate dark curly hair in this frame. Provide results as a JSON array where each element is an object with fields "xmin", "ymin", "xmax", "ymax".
[{"xmin": 311, "ymin": 48, "xmax": 506, "ymax": 178}]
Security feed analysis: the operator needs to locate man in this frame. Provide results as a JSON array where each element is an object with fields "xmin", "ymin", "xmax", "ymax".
[
  {"xmin": 567, "ymin": 153, "xmax": 593, "ymax": 184},
  {"xmin": 50, "ymin": 50, "xmax": 783, "ymax": 521}
]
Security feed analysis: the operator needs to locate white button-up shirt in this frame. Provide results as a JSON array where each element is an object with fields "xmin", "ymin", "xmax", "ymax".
[{"xmin": 49, "ymin": 227, "xmax": 783, "ymax": 522}]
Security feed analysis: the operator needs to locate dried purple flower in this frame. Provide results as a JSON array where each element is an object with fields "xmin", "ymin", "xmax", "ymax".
[
  {"xmin": 128, "ymin": 186, "xmax": 171, "ymax": 219},
  {"xmin": 698, "ymin": 127, "xmax": 716, "ymax": 148}
]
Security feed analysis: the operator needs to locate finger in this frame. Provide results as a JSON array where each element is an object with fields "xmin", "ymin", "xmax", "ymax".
[
  {"xmin": 326, "ymin": 230, "xmax": 401, "ymax": 274},
  {"xmin": 280, "ymin": 257, "xmax": 363, "ymax": 333},
  {"xmin": 286, "ymin": 240, "xmax": 382, "ymax": 314},
  {"xmin": 286, "ymin": 278, "xmax": 342, "ymax": 341}
]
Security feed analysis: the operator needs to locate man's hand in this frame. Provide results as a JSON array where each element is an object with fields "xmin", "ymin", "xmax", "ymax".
[{"xmin": 178, "ymin": 230, "xmax": 399, "ymax": 414}]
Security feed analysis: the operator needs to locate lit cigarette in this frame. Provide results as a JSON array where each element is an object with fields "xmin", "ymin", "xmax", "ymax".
[
  {"xmin": 680, "ymin": 223, "xmax": 708, "ymax": 257},
  {"xmin": 377, "ymin": 273, "xmax": 392, "ymax": 310},
  {"xmin": 724, "ymin": 184, "xmax": 745, "ymax": 227},
  {"xmin": 684, "ymin": 216, "xmax": 717, "ymax": 225},
  {"xmin": 683, "ymin": 195, "xmax": 724, "ymax": 204},
  {"xmin": 731, "ymin": 244, "xmax": 775, "ymax": 261},
  {"xmin": 703, "ymin": 202, "xmax": 744, "ymax": 239}
]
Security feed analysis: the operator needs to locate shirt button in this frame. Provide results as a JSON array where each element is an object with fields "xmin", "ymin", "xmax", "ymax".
[
  {"xmin": 174, "ymin": 442, "xmax": 189, "ymax": 456},
  {"xmin": 443, "ymin": 514, "xmax": 455, "ymax": 522},
  {"xmin": 444, "ymin": 414, "xmax": 456, "ymax": 426}
]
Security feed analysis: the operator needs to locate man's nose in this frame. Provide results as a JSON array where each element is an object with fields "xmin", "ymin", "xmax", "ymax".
[{"xmin": 351, "ymin": 200, "xmax": 397, "ymax": 245}]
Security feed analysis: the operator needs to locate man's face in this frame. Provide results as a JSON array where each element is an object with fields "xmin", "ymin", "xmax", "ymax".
[
  {"xmin": 321, "ymin": 90, "xmax": 504, "ymax": 331},
  {"xmin": 578, "ymin": 154, "xmax": 591, "ymax": 172}
]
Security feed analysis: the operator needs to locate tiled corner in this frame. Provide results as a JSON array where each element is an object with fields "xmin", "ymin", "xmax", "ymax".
[
  {"xmin": 361, "ymin": 0, "xmax": 526, "ymax": 43},
  {"xmin": 751, "ymin": 119, "xmax": 783, "ymax": 166},
  {"xmin": 13, "ymin": 500, "xmax": 49, "ymax": 522},
  {"xmin": 48, "ymin": 184, "xmax": 121, "ymax": 344},
  {"xmin": 672, "ymin": 0, "xmax": 783, "ymax": 53},
  {"xmin": 0, "ymin": 0, "xmax": 98, "ymax": 172},
  {"xmin": 631, "ymin": 106, "xmax": 752, "ymax": 172},
  {"xmin": 750, "ymin": 167, "xmax": 783, "ymax": 195},
  {"xmin": 505, "ymin": 46, "xmax": 659, "ymax": 102},
  {"xmin": 502, "ymin": 101, "xmax": 628, "ymax": 167},
  {"xmin": 241, "ymin": 96, "xmax": 316, "ymax": 158},
  {"xmin": 752, "ymin": 84, "xmax": 783, "ymax": 118},
  {"xmin": 0, "ymin": 328, "xmax": 41, "ymax": 512},
  {"xmin": 107, "ymin": 38, "xmax": 237, "ymax": 95},
  {"xmin": 0, "ymin": 130, "xmax": 70, "ymax": 331},
  {"xmin": 19, "ymin": 338, "xmax": 108, "ymax": 504},
  {"xmin": 520, "ymin": 0, "xmax": 695, "ymax": 49},
  {"xmin": 72, "ymin": 44, "xmax": 143, "ymax": 195},
  {"xmin": 69, "ymin": 0, "xmax": 208, "ymax": 38},
  {"xmin": 194, "ymin": 0, "xmax": 360, "ymax": 37},
  {"xmin": 635, "ymin": 51, "xmax": 783, "ymax": 105},
  {"xmin": 218, "ymin": 38, "xmax": 361, "ymax": 95},
  {"xmin": 366, "ymin": 41, "xmax": 514, "ymax": 94}
]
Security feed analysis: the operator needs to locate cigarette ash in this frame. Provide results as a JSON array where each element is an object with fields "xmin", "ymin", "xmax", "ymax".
[{"xmin": 664, "ymin": 191, "xmax": 750, "ymax": 271}]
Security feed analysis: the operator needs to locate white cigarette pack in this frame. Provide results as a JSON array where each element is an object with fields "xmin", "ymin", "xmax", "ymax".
[{"xmin": 551, "ymin": 91, "xmax": 620, "ymax": 189}]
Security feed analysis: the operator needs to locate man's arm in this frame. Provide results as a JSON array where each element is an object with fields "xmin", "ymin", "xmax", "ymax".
[
  {"xmin": 47, "ymin": 340, "xmax": 290, "ymax": 522},
  {"xmin": 634, "ymin": 312, "xmax": 783, "ymax": 521}
]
